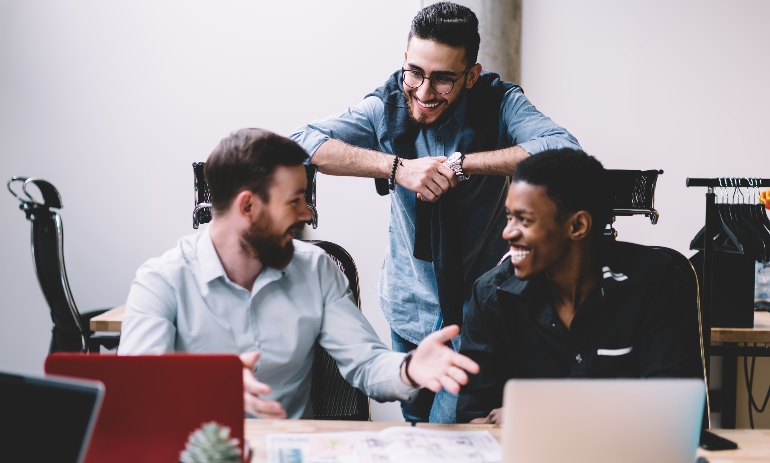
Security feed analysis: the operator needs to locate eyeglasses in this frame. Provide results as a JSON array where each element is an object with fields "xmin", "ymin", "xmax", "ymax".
[{"xmin": 401, "ymin": 66, "xmax": 472, "ymax": 95}]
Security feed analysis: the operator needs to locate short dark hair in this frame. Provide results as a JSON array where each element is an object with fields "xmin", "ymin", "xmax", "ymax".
[
  {"xmin": 408, "ymin": 2, "xmax": 480, "ymax": 66},
  {"xmin": 512, "ymin": 149, "xmax": 612, "ymax": 237},
  {"xmin": 204, "ymin": 128, "xmax": 308, "ymax": 213}
]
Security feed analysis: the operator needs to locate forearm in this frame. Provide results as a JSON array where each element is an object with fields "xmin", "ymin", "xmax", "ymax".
[
  {"xmin": 311, "ymin": 139, "xmax": 393, "ymax": 178},
  {"xmin": 463, "ymin": 145, "xmax": 530, "ymax": 176}
]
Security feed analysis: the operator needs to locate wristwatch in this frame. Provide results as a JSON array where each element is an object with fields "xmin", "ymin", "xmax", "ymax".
[{"xmin": 446, "ymin": 151, "xmax": 470, "ymax": 182}]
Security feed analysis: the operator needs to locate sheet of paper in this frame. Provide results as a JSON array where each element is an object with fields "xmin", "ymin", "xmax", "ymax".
[{"xmin": 266, "ymin": 426, "xmax": 501, "ymax": 463}]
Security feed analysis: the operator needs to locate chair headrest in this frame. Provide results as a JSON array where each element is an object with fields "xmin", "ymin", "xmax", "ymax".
[{"xmin": 7, "ymin": 176, "xmax": 63, "ymax": 210}]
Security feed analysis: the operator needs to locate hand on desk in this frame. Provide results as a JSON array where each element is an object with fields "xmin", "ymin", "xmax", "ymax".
[
  {"xmin": 240, "ymin": 351, "xmax": 287, "ymax": 419},
  {"xmin": 470, "ymin": 408, "xmax": 503, "ymax": 425},
  {"xmin": 403, "ymin": 325, "xmax": 480, "ymax": 393}
]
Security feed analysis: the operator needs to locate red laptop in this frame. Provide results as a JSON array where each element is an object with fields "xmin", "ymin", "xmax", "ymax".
[{"xmin": 45, "ymin": 354, "xmax": 245, "ymax": 463}]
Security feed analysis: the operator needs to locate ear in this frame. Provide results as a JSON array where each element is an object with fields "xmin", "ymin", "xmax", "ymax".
[
  {"xmin": 567, "ymin": 211, "xmax": 593, "ymax": 241},
  {"xmin": 465, "ymin": 63, "xmax": 483, "ymax": 89},
  {"xmin": 404, "ymin": 50, "xmax": 408, "ymax": 60},
  {"xmin": 233, "ymin": 190, "xmax": 264, "ymax": 220}
]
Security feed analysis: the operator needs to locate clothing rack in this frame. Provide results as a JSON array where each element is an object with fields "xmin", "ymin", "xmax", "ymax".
[{"xmin": 685, "ymin": 177, "xmax": 770, "ymax": 414}]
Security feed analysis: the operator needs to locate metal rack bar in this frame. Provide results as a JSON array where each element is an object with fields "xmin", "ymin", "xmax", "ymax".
[{"xmin": 687, "ymin": 178, "xmax": 770, "ymax": 188}]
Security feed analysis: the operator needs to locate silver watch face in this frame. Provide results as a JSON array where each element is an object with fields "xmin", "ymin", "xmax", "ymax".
[{"xmin": 447, "ymin": 152, "xmax": 463, "ymax": 165}]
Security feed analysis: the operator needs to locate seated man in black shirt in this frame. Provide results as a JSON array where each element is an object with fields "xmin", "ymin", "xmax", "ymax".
[{"xmin": 456, "ymin": 148, "xmax": 703, "ymax": 424}]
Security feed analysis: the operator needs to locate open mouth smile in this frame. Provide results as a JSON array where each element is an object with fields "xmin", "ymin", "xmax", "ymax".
[{"xmin": 510, "ymin": 246, "xmax": 530, "ymax": 263}]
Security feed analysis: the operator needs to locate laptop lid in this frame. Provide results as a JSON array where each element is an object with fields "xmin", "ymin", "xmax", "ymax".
[
  {"xmin": 0, "ymin": 370, "xmax": 104, "ymax": 463},
  {"xmin": 45, "ymin": 354, "xmax": 244, "ymax": 463},
  {"xmin": 502, "ymin": 378, "xmax": 705, "ymax": 463}
]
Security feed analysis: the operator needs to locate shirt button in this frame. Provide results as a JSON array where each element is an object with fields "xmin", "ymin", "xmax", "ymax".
[
  {"xmin": 575, "ymin": 354, "xmax": 583, "ymax": 363},
  {"xmin": 437, "ymin": 136, "xmax": 442, "ymax": 141}
]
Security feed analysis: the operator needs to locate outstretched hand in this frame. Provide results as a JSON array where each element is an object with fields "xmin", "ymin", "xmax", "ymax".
[
  {"xmin": 402, "ymin": 325, "xmax": 480, "ymax": 393},
  {"xmin": 240, "ymin": 351, "xmax": 287, "ymax": 419}
]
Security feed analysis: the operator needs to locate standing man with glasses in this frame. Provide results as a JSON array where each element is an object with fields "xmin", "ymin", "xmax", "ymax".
[{"xmin": 290, "ymin": 2, "xmax": 580, "ymax": 423}]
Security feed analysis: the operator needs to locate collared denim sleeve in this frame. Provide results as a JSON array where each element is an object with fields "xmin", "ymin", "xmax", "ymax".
[
  {"xmin": 289, "ymin": 96, "xmax": 388, "ymax": 156},
  {"xmin": 500, "ymin": 87, "xmax": 581, "ymax": 155}
]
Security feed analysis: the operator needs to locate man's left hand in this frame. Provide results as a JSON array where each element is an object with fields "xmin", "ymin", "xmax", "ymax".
[{"xmin": 402, "ymin": 325, "xmax": 480, "ymax": 393}]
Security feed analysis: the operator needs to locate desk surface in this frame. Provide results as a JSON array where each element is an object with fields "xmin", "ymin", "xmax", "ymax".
[
  {"xmin": 243, "ymin": 420, "xmax": 769, "ymax": 462},
  {"xmin": 89, "ymin": 305, "xmax": 124, "ymax": 332},
  {"xmin": 712, "ymin": 311, "xmax": 770, "ymax": 343}
]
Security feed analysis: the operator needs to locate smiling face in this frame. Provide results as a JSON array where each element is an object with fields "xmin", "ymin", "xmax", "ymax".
[
  {"xmin": 503, "ymin": 181, "xmax": 574, "ymax": 280},
  {"xmin": 241, "ymin": 165, "xmax": 311, "ymax": 269},
  {"xmin": 402, "ymin": 37, "xmax": 480, "ymax": 126}
]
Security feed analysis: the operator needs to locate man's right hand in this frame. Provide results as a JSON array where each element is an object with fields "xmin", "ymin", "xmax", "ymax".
[
  {"xmin": 240, "ymin": 351, "xmax": 287, "ymax": 419},
  {"xmin": 395, "ymin": 156, "xmax": 458, "ymax": 202}
]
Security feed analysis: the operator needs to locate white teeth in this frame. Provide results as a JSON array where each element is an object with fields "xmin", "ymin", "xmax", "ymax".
[
  {"xmin": 510, "ymin": 248, "xmax": 530, "ymax": 263},
  {"xmin": 417, "ymin": 100, "xmax": 439, "ymax": 108}
]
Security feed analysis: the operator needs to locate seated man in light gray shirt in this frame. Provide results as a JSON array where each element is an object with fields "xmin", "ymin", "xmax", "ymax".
[{"xmin": 118, "ymin": 128, "xmax": 479, "ymax": 419}]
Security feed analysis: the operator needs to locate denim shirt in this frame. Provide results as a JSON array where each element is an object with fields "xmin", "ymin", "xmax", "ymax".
[{"xmin": 290, "ymin": 86, "xmax": 581, "ymax": 345}]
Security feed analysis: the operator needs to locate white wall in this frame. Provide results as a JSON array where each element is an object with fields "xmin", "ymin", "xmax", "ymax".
[
  {"xmin": 2, "ymin": 0, "xmax": 769, "ymax": 422},
  {"xmin": 519, "ymin": 0, "xmax": 770, "ymax": 250}
]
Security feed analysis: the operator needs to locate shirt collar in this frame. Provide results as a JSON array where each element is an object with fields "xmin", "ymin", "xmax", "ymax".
[
  {"xmin": 496, "ymin": 242, "xmax": 638, "ymax": 298},
  {"xmin": 197, "ymin": 227, "xmax": 227, "ymax": 284},
  {"xmin": 450, "ymin": 91, "xmax": 469, "ymax": 126}
]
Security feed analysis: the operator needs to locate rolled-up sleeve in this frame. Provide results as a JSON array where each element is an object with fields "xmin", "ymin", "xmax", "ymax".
[
  {"xmin": 501, "ymin": 87, "xmax": 581, "ymax": 155},
  {"xmin": 289, "ymin": 96, "xmax": 386, "ymax": 157},
  {"xmin": 315, "ymin": 254, "xmax": 419, "ymax": 403},
  {"xmin": 118, "ymin": 261, "xmax": 177, "ymax": 355}
]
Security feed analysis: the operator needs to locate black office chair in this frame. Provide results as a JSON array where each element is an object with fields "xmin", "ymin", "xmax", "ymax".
[
  {"xmin": 7, "ymin": 177, "xmax": 120, "ymax": 353},
  {"xmin": 605, "ymin": 169, "xmax": 663, "ymax": 238},
  {"xmin": 193, "ymin": 161, "xmax": 318, "ymax": 230},
  {"xmin": 650, "ymin": 246, "xmax": 711, "ymax": 429},
  {"xmin": 191, "ymin": 163, "xmax": 370, "ymax": 420},
  {"xmin": 305, "ymin": 240, "xmax": 370, "ymax": 421}
]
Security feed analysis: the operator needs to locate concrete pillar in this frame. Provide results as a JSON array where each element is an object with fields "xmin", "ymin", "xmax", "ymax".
[{"xmin": 421, "ymin": 0, "xmax": 521, "ymax": 83}]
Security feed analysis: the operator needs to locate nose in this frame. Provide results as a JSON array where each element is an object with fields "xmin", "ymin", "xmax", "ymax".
[
  {"xmin": 415, "ymin": 79, "xmax": 436, "ymax": 101},
  {"xmin": 502, "ymin": 221, "xmax": 522, "ymax": 242}
]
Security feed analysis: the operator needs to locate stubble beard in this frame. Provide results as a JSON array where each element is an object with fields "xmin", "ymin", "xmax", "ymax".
[
  {"xmin": 403, "ymin": 88, "xmax": 464, "ymax": 128},
  {"xmin": 240, "ymin": 213, "xmax": 303, "ymax": 270}
]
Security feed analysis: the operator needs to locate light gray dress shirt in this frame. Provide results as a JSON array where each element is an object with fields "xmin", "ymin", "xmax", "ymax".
[{"xmin": 118, "ymin": 229, "xmax": 417, "ymax": 418}]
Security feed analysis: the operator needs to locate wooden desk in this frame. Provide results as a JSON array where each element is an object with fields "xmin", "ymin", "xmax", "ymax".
[
  {"xmin": 89, "ymin": 305, "xmax": 124, "ymax": 332},
  {"xmin": 712, "ymin": 311, "xmax": 770, "ymax": 343},
  {"xmin": 710, "ymin": 312, "xmax": 770, "ymax": 428},
  {"xmin": 243, "ymin": 420, "xmax": 769, "ymax": 462}
]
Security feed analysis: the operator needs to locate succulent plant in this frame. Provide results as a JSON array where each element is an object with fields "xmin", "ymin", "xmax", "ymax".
[{"xmin": 180, "ymin": 422, "xmax": 242, "ymax": 463}]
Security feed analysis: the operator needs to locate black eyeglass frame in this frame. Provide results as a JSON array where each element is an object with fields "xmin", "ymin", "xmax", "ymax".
[{"xmin": 400, "ymin": 66, "xmax": 473, "ymax": 95}]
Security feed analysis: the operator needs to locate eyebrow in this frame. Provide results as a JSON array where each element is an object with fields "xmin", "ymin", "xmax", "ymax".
[
  {"xmin": 508, "ymin": 208, "xmax": 534, "ymax": 216},
  {"xmin": 405, "ymin": 62, "xmax": 460, "ymax": 77}
]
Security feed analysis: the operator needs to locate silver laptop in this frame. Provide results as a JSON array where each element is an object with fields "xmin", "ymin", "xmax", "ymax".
[
  {"xmin": 0, "ymin": 370, "xmax": 104, "ymax": 463},
  {"xmin": 502, "ymin": 379, "xmax": 705, "ymax": 463}
]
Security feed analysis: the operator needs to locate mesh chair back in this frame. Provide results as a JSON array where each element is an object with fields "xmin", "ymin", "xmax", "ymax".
[
  {"xmin": 192, "ymin": 162, "xmax": 318, "ymax": 229},
  {"xmin": 8, "ymin": 177, "xmax": 87, "ymax": 352},
  {"xmin": 192, "ymin": 162, "xmax": 212, "ymax": 229},
  {"xmin": 305, "ymin": 240, "xmax": 369, "ymax": 421},
  {"xmin": 650, "ymin": 246, "xmax": 710, "ymax": 428},
  {"xmin": 607, "ymin": 169, "xmax": 663, "ymax": 223}
]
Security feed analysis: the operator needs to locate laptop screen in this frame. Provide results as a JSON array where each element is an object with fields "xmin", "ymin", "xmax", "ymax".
[{"xmin": 0, "ymin": 371, "xmax": 103, "ymax": 463}]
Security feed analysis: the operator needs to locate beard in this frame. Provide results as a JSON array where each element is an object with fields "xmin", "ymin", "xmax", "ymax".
[
  {"xmin": 240, "ymin": 212, "xmax": 304, "ymax": 270},
  {"xmin": 403, "ymin": 87, "xmax": 465, "ymax": 128}
]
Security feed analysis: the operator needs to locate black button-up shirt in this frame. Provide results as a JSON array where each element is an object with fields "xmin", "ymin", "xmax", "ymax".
[{"xmin": 457, "ymin": 241, "xmax": 703, "ymax": 423}]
